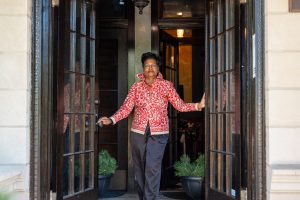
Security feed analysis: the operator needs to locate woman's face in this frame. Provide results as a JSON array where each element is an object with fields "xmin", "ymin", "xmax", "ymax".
[{"xmin": 143, "ymin": 58, "xmax": 159, "ymax": 78}]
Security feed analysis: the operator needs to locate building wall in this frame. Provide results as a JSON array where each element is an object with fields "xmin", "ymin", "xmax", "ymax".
[
  {"xmin": 265, "ymin": 0, "xmax": 300, "ymax": 199},
  {"xmin": 0, "ymin": 0, "xmax": 31, "ymax": 199}
]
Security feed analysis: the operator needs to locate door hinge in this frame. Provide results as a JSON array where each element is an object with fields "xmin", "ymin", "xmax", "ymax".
[{"xmin": 240, "ymin": 189, "xmax": 247, "ymax": 200}]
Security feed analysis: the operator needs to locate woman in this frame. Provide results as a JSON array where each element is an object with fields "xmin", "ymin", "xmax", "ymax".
[{"xmin": 98, "ymin": 52, "xmax": 205, "ymax": 200}]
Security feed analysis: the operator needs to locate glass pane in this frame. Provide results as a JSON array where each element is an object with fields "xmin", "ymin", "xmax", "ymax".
[
  {"xmin": 85, "ymin": 77, "xmax": 91, "ymax": 113},
  {"xmin": 70, "ymin": 0, "xmax": 76, "ymax": 31},
  {"xmin": 210, "ymin": 114, "xmax": 217, "ymax": 150},
  {"xmin": 209, "ymin": 39, "xmax": 216, "ymax": 75},
  {"xmin": 209, "ymin": 1, "xmax": 216, "ymax": 38},
  {"xmin": 63, "ymin": 156, "xmax": 70, "ymax": 196},
  {"xmin": 217, "ymin": 35, "xmax": 225, "ymax": 73},
  {"xmin": 214, "ymin": 152, "xmax": 218, "ymax": 189},
  {"xmin": 75, "ymin": 0, "xmax": 82, "ymax": 33},
  {"xmin": 75, "ymin": 35, "xmax": 81, "ymax": 73},
  {"xmin": 85, "ymin": 153, "xmax": 91, "ymax": 189},
  {"xmin": 162, "ymin": 0, "xmax": 205, "ymax": 18},
  {"xmin": 217, "ymin": 152, "xmax": 224, "ymax": 192},
  {"xmin": 226, "ymin": 155, "xmax": 232, "ymax": 195},
  {"xmin": 64, "ymin": 115, "xmax": 70, "ymax": 153},
  {"xmin": 231, "ymin": 155, "xmax": 236, "ymax": 197},
  {"xmin": 86, "ymin": 40, "xmax": 95, "ymax": 75},
  {"xmin": 75, "ymin": 74, "xmax": 82, "ymax": 113},
  {"xmin": 98, "ymin": 0, "xmax": 126, "ymax": 19},
  {"xmin": 74, "ymin": 114, "xmax": 82, "ymax": 152},
  {"xmin": 80, "ymin": 37, "xmax": 86, "ymax": 74},
  {"xmin": 225, "ymin": 30, "xmax": 235, "ymax": 70},
  {"xmin": 74, "ymin": 154, "xmax": 81, "ymax": 192},
  {"xmin": 217, "ymin": 0, "xmax": 225, "ymax": 34},
  {"xmin": 228, "ymin": 72, "xmax": 236, "ymax": 112},
  {"xmin": 221, "ymin": 74, "xmax": 226, "ymax": 111},
  {"xmin": 87, "ymin": 3, "xmax": 96, "ymax": 38},
  {"xmin": 67, "ymin": 33, "xmax": 76, "ymax": 71},
  {"xmin": 210, "ymin": 151, "xmax": 216, "ymax": 188},
  {"xmin": 217, "ymin": 114, "xmax": 224, "ymax": 151},
  {"xmin": 210, "ymin": 77, "xmax": 216, "ymax": 112},
  {"xmin": 225, "ymin": 0, "xmax": 235, "ymax": 29}
]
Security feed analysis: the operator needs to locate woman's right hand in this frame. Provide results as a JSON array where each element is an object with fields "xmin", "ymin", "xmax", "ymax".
[{"xmin": 97, "ymin": 117, "xmax": 112, "ymax": 126}]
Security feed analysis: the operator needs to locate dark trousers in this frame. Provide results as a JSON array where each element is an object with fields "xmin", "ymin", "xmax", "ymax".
[{"xmin": 131, "ymin": 125, "xmax": 169, "ymax": 200}]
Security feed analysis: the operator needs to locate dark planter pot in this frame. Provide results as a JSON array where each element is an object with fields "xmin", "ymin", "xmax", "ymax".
[
  {"xmin": 180, "ymin": 176, "xmax": 204, "ymax": 200},
  {"xmin": 98, "ymin": 174, "xmax": 113, "ymax": 197}
]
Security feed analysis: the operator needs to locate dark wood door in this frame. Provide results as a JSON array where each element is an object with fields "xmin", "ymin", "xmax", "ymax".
[
  {"xmin": 205, "ymin": 0, "xmax": 241, "ymax": 200},
  {"xmin": 56, "ymin": 0, "xmax": 98, "ymax": 199},
  {"xmin": 159, "ymin": 31, "xmax": 180, "ymax": 189},
  {"xmin": 96, "ymin": 28, "xmax": 128, "ymax": 190}
]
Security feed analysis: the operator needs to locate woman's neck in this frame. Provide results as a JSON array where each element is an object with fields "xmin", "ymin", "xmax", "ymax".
[{"xmin": 145, "ymin": 77, "xmax": 155, "ymax": 85}]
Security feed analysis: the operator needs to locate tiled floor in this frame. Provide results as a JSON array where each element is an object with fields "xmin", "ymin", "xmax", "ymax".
[
  {"xmin": 102, "ymin": 193, "xmax": 171, "ymax": 200},
  {"xmin": 101, "ymin": 191, "xmax": 192, "ymax": 200}
]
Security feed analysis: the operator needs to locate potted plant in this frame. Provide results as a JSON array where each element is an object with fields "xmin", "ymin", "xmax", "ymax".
[
  {"xmin": 98, "ymin": 150, "xmax": 118, "ymax": 197},
  {"xmin": 174, "ymin": 154, "xmax": 205, "ymax": 200},
  {"xmin": 0, "ymin": 190, "xmax": 12, "ymax": 200}
]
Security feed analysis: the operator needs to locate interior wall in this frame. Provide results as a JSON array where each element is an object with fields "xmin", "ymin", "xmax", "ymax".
[
  {"xmin": 265, "ymin": 0, "xmax": 300, "ymax": 199},
  {"xmin": 179, "ymin": 45, "xmax": 192, "ymax": 102}
]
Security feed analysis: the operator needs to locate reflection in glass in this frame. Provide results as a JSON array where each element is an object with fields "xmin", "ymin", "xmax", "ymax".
[
  {"xmin": 63, "ymin": 156, "xmax": 70, "ymax": 196},
  {"xmin": 85, "ymin": 153, "xmax": 91, "ymax": 189},
  {"xmin": 74, "ymin": 154, "xmax": 81, "ymax": 192}
]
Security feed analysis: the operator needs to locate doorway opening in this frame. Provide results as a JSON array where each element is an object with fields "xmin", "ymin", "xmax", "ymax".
[{"xmin": 158, "ymin": 28, "xmax": 205, "ymax": 194}]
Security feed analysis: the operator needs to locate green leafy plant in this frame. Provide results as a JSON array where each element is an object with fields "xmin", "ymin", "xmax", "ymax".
[
  {"xmin": 174, "ymin": 154, "xmax": 205, "ymax": 177},
  {"xmin": 0, "ymin": 190, "xmax": 12, "ymax": 200},
  {"xmin": 99, "ymin": 150, "xmax": 118, "ymax": 176}
]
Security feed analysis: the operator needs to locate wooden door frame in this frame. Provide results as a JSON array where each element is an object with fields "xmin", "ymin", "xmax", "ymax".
[{"xmin": 30, "ymin": 0, "xmax": 53, "ymax": 199}]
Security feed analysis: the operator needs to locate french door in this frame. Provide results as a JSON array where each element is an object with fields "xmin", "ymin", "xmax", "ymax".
[
  {"xmin": 205, "ymin": 0, "xmax": 241, "ymax": 200},
  {"xmin": 159, "ymin": 31, "xmax": 180, "ymax": 188},
  {"xmin": 56, "ymin": 0, "xmax": 98, "ymax": 199}
]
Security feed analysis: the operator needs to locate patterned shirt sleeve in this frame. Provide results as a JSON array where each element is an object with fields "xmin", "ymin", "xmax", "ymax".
[
  {"xmin": 110, "ymin": 83, "xmax": 136, "ymax": 124},
  {"xmin": 167, "ymin": 82, "xmax": 197, "ymax": 112}
]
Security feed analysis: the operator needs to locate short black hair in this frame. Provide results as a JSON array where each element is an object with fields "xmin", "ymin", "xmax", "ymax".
[{"xmin": 141, "ymin": 52, "xmax": 161, "ymax": 67}]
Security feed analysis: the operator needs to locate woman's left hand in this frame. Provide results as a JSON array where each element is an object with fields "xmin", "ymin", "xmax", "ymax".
[{"xmin": 197, "ymin": 93, "xmax": 205, "ymax": 110}]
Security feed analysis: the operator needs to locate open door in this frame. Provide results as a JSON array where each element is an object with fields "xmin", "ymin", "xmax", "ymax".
[
  {"xmin": 56, "ymin": 0, "xmax": 98, "ymax": 199},
  {"xmin": 159, "ymin": 31, "xmax": 180, "ymax": 188},
  {"xmin": 205, "ymin": 0, "xmax": 241, "ymax": 200}
]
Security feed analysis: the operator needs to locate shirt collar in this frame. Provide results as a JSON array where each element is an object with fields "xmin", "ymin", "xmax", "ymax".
[{"xmin": 136, "ymin": 72, "xmax": 163, "ymax": 80}]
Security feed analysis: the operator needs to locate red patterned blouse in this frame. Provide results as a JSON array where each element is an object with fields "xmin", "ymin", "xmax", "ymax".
[{"xmin": 110, "ymin": 73, "xmax": 199, "ymax": 135}]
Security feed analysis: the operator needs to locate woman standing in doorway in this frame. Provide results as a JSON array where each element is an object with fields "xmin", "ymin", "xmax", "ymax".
[{"xmin": 98, "ymin": 52, "xmax": 205, "ymax": 200}]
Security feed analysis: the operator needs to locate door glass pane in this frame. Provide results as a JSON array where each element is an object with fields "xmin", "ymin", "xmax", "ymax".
[
  {"xmin": 63, "ymin": 156, "xmax": 70, "ymax": 196},
  {"xmin": 225, "ymin": 0, "xmax": 235, "ymax": 29},
  {"xmin": 217, "ymin": 0, "xmax": 225, "ymax": 34},
  {"xmin": 85, "ymin": 153, "xmax": 91, "ymax": 189},
  {"xmin": 217, "ymin": 35, "xmax": 225, "ymax": 73},
  {"xmin": 210, "ymin": 77, "xmax": 216, "ymax": 112},
  {"xmin": 225, "ymin": 30, "xmax": 235, "ymax": 70},
  {"xmin": 74, "ymin": 154, "xmax": 81, "ymax": 192},
  {"xmin": 209, "ymin": 1, "xmax": 216, "ymax": 38},
  {"xmin": 209, "ymin": 39, "xmax": 216, "ymax": 75}
]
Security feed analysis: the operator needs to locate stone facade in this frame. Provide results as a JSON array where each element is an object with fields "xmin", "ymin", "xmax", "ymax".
[
  {"xmin": 265, "ymin": 0, "xmax": 300, "ymax": 199},
  {"xmin": 0, "ymin": 0, "xmax": 31, "ymax": 199}
]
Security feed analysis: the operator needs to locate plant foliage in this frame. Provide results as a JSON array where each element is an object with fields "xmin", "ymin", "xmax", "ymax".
[
  {"xmin": 99, "ymin": 150, "xmax": 118, "ymax": 176},
  {"xmin": 174, "ymin": 154, "xmax": 205, "ymax": 177},
  {"xmin": 0, "ymin": 190, "xmax": 12, "ymax": 200}
]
